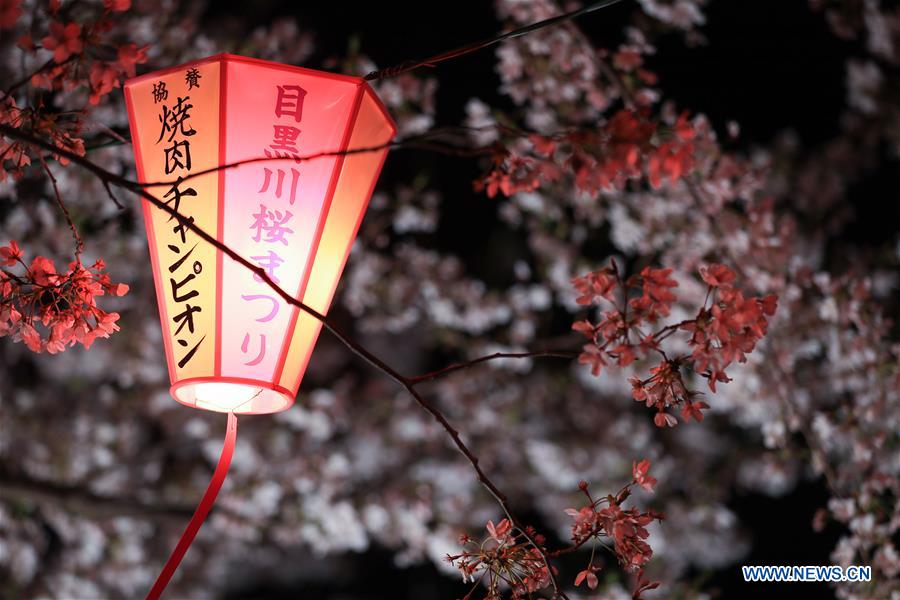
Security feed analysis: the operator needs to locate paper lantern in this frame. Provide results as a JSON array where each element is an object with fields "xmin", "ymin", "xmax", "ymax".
[
  {"xmin": 125, "ymin": 54, "xmax": 395, "ymax": 415},
  {"xmin": 123, "ymin": 54, "xmax": 395, "ymax": 598}
]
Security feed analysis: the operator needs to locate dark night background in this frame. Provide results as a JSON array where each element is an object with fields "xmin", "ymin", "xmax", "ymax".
[{"xmin": 183, "ymin": 1, "xmax": 886, "ymax": 599}]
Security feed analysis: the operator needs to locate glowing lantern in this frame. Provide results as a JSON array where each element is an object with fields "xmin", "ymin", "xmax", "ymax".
[
  {"xmin": 123, "ymin": 54, "xmax": 395, "ymax": 598},
  {"xmin": 125, "ymin": 54, "xmax": 395, "ymax": 415}
]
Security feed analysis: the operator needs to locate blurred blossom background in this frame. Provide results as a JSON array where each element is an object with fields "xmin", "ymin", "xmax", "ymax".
[{"xmin": 1, "ymin": 0, "xmax": 899, "ymax": 599}]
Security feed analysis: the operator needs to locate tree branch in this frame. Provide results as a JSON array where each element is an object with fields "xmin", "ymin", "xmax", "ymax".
[
  {"xmin": 124, "ymin": 126, "xmax": 508, "ymax": 190},
  {"xmin": 2, "ymin": 58, "xmax": 68, "ymax": 99},
  {"xmin": 409, "ymin": 350, "xmax": 579, "ymax": 385},
  {"xmin": 38, "ymin": 154, "xmax": 84, "ymax": 258},
  {"xmin": 552, "ymin": 0, "xmax": 637, "ymax": 110},
  {"xmin": 364, "ymin": 0, "xmax": 629, "ymax": 81}
]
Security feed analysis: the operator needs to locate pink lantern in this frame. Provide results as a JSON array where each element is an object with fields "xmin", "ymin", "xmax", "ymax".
[{"xmin": 124, "ymin": 54, "xmax": 395, "ymax": 598}]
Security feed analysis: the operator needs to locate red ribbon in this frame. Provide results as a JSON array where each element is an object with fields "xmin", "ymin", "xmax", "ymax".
[{"xmin": 146, "ymin": 412, "xmax": 238, "ymax": 600}]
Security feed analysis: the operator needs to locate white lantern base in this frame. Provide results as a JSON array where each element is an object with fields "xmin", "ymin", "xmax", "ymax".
[{"xmin": 171, "ymin": 378, "xmax": 295, "ymax": 414}]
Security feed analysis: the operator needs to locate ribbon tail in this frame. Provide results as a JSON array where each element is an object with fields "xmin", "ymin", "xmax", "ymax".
[{"xmin": 146, "ymin": 411, "xmax": 238, "ymax": 600}]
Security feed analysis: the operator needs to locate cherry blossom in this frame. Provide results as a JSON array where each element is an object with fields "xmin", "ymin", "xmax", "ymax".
[
  {"xmin": 632, "ymin": 459, "xmax": 657, "ymax": 492},
  {"xmin": 574, "ymin": 563, "xmax": 599, "ymax": 589},
  {"xmin": 474, "ymin": 109, "xmax": 697, "ymax": 198},
  {"xmin": 573, "ymin": 261, "xmax": 776, "ymax": 426},
  {"xmin": 42, "ymin": 22, "xmax": 84, "ymax": 63},
  {"xmin": 447, "ymin": 519, "xmax": 554, "ymax": 599},
  {"xmin": 0, "ymin": 242, "xmax": 129, "ymax": 353},
  {"xmin": 103, "ymin": 0, "xmax": 131, "ymax": 12},
  {"xmin": 449, "ymin": 463, "xmax": 661, "ymax": 599},
  {"xmin": 560, "ymin": 467, "xmax": 664, "ymax": 597}
]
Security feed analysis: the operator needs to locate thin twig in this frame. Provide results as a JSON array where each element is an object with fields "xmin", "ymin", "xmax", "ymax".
[
  {"xmin": 102, "ymin": 180, "xmax": 125, "ymax": 208},
  {"xmin": 127, "ymin": 126, "xmax": 507, "ymax": 190},
  {"xmin": 3, "ymin": 58, "xmax": 59, "ymax": 98},
  {"xmin": 38, "ymin": 154, "xmax": 84, "ymax": 258},
  {"xmin": 409, "ymin": 350, "xmax": 578, "ymax": 385},
  {"xmin": 364, "ymin": 0, "xmax": 629, "ymax": 81},
  {"xmin": 552, "ymin": 0, "xmax": 638, "ymax": 109}
]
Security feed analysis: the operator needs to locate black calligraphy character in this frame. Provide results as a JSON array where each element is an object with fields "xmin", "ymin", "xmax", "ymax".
[
  {"xmin": 167, "ymin": 243, "xmax": 199, "ymax": 274},
  {"xmin": 177, "ymin": 335, "xmax": 206, "ymax": 368},
  {"xmin": 157, "ymin": 96, "xmax": 196, "ymax": 143},
  {"xmin": 163, "ymin": 178, "xmax": 198, "ymax": 242},
  {"xmin": 173, "ymin": 303, "xmax": 202, "ymax": 335},
  {"xmin": 172, "ymin": 215, "xmax": 195, "ymax": 246},
  {"xmin": 152, "ymin": 81, "xmax": 168, "ymax": 104},
  {"xmin": 185, "ymin": 68, "xmax": 201, "ymax": 90},
  {"xmin": 164, "ymin": 139, "xmax": 192, "ymax": 174},
  {"xmin": 274, "ymin": 85, "xmax": 307, "ymax": 122},
  {"xmin": 169, "ymin": 272, "xmax": 199, "ymax": 302}
]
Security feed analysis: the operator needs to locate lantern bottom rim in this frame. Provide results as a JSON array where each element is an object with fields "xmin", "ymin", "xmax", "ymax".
[{"xmin": 171, "ymin": 377, "xmax": 295, "ymax": 415}]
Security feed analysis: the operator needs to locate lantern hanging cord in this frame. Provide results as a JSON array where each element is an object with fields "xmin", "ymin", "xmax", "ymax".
[
  {"xmin": 364, "ymin": 0, "xmax": 627, "ymax": 81},
  {"xmin": 146, "ymin": 412, "xmax": 238, "ymax": 600}
]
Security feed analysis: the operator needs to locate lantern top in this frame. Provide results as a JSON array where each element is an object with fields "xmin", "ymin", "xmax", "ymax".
[
  {"xmin": 128, "ymin": 52, "xmax": 370, "ymax": 86},
  {"xmin": 126, "ymin": 54, "xmax": 395, "ymax": 133}
]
